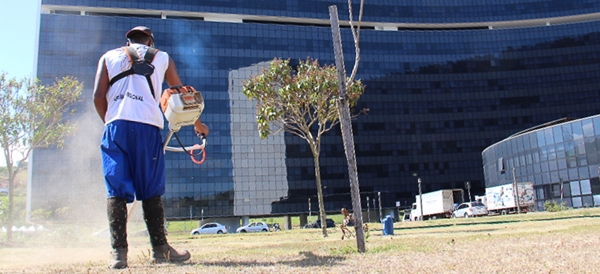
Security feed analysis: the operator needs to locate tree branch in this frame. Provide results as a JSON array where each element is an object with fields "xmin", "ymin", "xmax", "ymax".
[{"xmin": 348, "ymin": 0, "xmax": 364, "ymax": 83}]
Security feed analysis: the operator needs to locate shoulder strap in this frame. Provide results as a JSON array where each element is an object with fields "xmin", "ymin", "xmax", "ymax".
[
  {"xmin": 124, "ymin": 46, "xmax": 142, "ymax": 62},
  {"xmin": 140, "ymin": 47, "xmax": 157, "ymax": 98},
  {"xmin": 109, "ymin": 46, "xmax": 158, "ymax": 98},
  {"xmin": 109, "ymin": 47, "xmax": 138, "ymax": 86},
  {"xmin": 144, "ymin": 47, "xmax": 159, "ymax": 63}
]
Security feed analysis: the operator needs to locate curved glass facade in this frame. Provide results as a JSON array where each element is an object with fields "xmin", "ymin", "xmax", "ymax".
[
  {"xmin": 483, "ymin": 116, "xmax": 600, "ymax": 210},
  {"xmin": 42, "ymin": 0, "xmax": 600, "ymax": 24},
  {"xmin": 31, "ymin": 0, "xmax": 600, "ymax": 220}
]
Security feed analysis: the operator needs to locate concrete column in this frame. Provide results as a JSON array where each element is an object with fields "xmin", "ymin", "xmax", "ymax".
[
  {"xmin": 284, "ymin": 215, "xmax": 292, "ymax": 230},
  {"xmin": 299, "ymin": 214, "xmax": 308, "ymax": 227}
]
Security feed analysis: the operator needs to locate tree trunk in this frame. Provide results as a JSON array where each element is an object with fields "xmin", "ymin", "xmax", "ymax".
[
  {"xmin": 310, "ymin": 146, "xmax": 328, "ymax": 237},
  {"xmin": 5, "ymin": 161, "xmax": 15, "ymax": 242}
]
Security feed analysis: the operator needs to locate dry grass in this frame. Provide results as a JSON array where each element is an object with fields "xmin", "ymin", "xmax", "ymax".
[{"xmin": 1, "ymin": 208, "xmax": 599, "ymax": 273}]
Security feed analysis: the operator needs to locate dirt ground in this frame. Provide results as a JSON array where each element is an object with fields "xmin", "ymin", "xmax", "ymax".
[{"xmin": 0, "ymin": 209, "xmax": 599, "ymax": 273}]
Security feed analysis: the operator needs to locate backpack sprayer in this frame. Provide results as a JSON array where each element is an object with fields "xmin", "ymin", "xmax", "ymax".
[
  {"xmin": 130, "ymin": 86, "xmax": 206, "ymax": 230},
  {"xmin": 109, "ymin": 47, "xmax": 208, "ymax": 165},
  {"xmin": 160, "ymin": 85, "xmax": 207, "ymax": 164}
]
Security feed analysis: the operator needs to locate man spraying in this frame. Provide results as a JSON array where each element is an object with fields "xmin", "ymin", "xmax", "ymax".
[{"xmin": 93, "ymin": 26, "xmax": 209, "ymax": 269}]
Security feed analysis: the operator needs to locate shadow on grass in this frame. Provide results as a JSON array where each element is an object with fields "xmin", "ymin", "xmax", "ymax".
[{"xmin": 199, "ymin": 251, "xmax": 346, "ymax": 268}]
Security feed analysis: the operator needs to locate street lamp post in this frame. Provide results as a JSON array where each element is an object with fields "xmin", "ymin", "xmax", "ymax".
[
  {"xmin": 418, "ymin": 178, "xmax": 423, "ymax": 221},
  {"xmin": 372, "ymin": 198, "xmax": 377, "ymax": 220},
  {"xmin": 366, "ymin": 196, "xmax": 370, "ymax": 223},
  {"xmin": 308, "ymin": 198, "xmax": 311, "ymax": 221},
  {"xmin": 466, "ymin": 181, "xmax": 471, "ymax": 202},
  {"xmin": 512, "ymin": 167, "xmax": 521, "ymax": 214},
  {"xmin": 378, "ymin": 191, "xmax": 382, "ymax": 221},
  {"xmin": 559, "ymin": 178, "xmax": 564, "ymax": 211}
]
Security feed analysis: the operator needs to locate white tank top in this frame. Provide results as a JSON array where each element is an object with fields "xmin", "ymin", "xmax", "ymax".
[{"xmin": 102, "ymin": 43, "xmax": 169, "ymax": 128}]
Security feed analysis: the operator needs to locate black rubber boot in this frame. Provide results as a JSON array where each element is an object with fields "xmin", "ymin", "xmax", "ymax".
[
  {"xmin": 107, "ymin": 197, "xmax": 128, "ymax": 269},
  {"xmin": 142, "ymin": 196, "xmax": 190, "ymax": 263}
]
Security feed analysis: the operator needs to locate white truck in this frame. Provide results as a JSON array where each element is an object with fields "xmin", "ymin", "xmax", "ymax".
[
  {"xmin": 410, "ymin": 189, "xmax": 464, "ymax": 221},
  {"xmin": 485, "ymin": 182, "xmax": 535, "ymax": 215},
  {"xmin": 474, "ymin": 195, "xmax": 487, "ymax": 207}
]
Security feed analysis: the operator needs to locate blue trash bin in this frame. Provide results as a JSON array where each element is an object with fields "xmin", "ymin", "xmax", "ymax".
[{"xmin": 382, "ymin": 215, "xmax": 394, "ymax": 235}]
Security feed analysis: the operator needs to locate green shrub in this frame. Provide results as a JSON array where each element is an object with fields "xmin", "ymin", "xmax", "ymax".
[
  {"xmin": 30, "ymin": 208, "xmax": 53, "ymax": 223},
  {"xmin": 544, "ymin": 201, "xmax": 568, "ymax": 212}
]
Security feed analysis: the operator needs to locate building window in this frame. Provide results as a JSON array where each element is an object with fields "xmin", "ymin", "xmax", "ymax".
[
  {"xmin": 551, "ymin": 183, "xmax": 561, "ymax": 198},
  {"xmin": 536, "ymin": 186, "xmax": 545, "ymax": 200},
  {"xmin": 580, "ymin": 179, "xmax": 592, "ymax": 195},
  {"xmin": 570, "ymin": 180, "xmax": 581, "ymax": 196},
  {"xmin": 593, "ymin": 195, "xmax": 600, "ymax": 206},
  {"xmin": 582, "ymin": 195, "xmax": 593, "ymax": 207},
  {"xmin": 561, "ymin": 181, "xmax": 571, "ymax": 198},
  {"xmin": 591, "ymin": 178, "xmax": 600, "ymax": 195},
  {"xmin": 572, "ymin": 196, "xmax": 582, "ymax": 208}
]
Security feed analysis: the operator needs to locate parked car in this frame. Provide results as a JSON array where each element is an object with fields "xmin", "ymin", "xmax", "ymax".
[
  {"xmin": 236, "ymin": 221, "xmax": 270, "ymax": 233},
  {"xmin": 452, "ymin": 201, "xmax": 488, "ymax": 218},
  {"xmin": 0, "ymin": 188, "xmax": 8, "ymax": 195},
  {"xmin": 190, "ymin": 222, "xmax": 228, "ymax": 235},
  {"xmin": 304, "ymin": 218, "xmax": 336, "ymax": 228}
]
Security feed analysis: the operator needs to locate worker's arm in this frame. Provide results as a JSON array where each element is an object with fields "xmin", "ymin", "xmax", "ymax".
[
  {"xmin": 93, "ymin": 57, "xmax": 109, "ymax": 124},
  {"xmin": 165, "ymin": 56, "xmax": 209, "ymax": 137},
  {"xmin": 164, "ymin": 57, "xmax": 183, "ymax": 87}
]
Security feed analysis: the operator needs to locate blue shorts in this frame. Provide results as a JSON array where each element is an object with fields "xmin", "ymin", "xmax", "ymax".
[{"xmin": 101, "ymin": 120, "xmax": 166, "ymax": 203}]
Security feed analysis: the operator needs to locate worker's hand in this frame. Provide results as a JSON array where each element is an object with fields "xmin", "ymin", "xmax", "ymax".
[
  {"xmin": 194, "ymin": 120, "xmax": 209, "ymax": 138},
  {"xmin": 160, "ymin": 87, "xmax": 180, "ymax": 113}
]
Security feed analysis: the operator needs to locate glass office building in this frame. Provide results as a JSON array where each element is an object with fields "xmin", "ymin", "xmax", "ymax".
[
  {"xmin": 30, "ymin": 1, "xmax": 600, "ymax": 221},
  {"xmin": 483, "ymin": 116, "xmax": 600, "ymax": 210}
]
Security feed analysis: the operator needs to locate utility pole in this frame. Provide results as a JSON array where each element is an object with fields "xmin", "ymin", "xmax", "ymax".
[{"xmin": 329, "ymin": 5, "xmax": 365, "ymax": 253}]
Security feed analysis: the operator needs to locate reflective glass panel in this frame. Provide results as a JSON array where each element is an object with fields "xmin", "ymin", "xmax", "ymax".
[
  {"xmin": 570, "ymin": 180, "xmax": 581, "ymax": 196},
  {"xmin": 580, "ymin": 179, "xmax": 592, "ymax": 195},
  {"xmin": 572, "ymin": 196, "xmax": 582, "ymax": 208},
  {"xmin": 582, "ymin": 195, "xmax": 593, "ymax": 207}
]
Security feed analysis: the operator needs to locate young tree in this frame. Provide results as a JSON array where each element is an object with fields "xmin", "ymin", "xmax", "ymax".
[
  {"xmin": 242, "ymin": 58, "xmax": 366, "ymax": 237},
  {"xmin": 0, "ymin": 72, "xmax": 83, "ymax": 242}
]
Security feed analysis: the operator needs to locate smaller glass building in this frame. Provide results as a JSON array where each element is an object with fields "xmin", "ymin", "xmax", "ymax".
[{"xmin": 482, "ymin": 115, "xmax": 600, "ymax": 211}]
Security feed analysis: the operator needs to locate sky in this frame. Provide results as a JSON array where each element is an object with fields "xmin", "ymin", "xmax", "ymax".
[
  {"xmin": 0, "ymin": 0, "xmax": 40, "ymax": 166},
  {"xmin": 0, "ymin": 0, "xmax": 40, "ymax": 80}
]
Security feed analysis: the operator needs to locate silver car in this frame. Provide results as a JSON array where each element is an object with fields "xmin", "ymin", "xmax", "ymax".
[
  {"xmin": 452, "ymin": 202, "xmax": 488, "ymax": 218},
  {"xmin": 236, "ymin": 221, "xmax": 270, "ymax": 233},
  {"xmin": 190, "ymin": 222, "xmax": 228, "ymax": 235}
]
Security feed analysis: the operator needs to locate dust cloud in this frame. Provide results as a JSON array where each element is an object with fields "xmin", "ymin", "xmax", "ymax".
[{"xmin": 14, "ymin": 99, "xmax": 147, "ymax": 263}]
